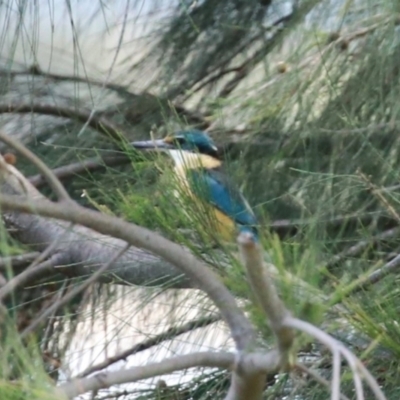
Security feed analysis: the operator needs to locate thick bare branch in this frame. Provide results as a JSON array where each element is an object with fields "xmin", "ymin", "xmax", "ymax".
[
  {"xmin": 29, "ymin": 154, "xmax": 131, "ymax": 188},
  {"xmin": 59, "ymin": 352, "xmax": 234, "ymax": 399},
  {"xmin": 0, "ymin": 193, "xmax": 255, "ymax": 350},
  {"xmin": 238, "ymin": 232, "xmax": 294, "ymax": 355},
  {"xmin": 0, "ymin": 157, "xmax": 189, "ymax": 289},
  {"xmin": 0, "ymin": 148, "xmax": 254, "ymax": 350},
  {"xmin": 0, "ymin": 103, "xmax": 125, "ymax": 143},
  {"xmin": 59, "ymin": 350, "xmax": 281, "ymax": 399}
]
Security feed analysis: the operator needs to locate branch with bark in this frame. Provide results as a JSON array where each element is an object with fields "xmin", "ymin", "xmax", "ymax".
[{"xmin": 0, "ymin": 134, "xmax": 387, "ymax": 400}]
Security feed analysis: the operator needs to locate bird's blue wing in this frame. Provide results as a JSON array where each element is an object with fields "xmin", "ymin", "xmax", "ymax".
[{"xmin": 187, "ymin": 167, "xmax": 258, "ymax": 235}]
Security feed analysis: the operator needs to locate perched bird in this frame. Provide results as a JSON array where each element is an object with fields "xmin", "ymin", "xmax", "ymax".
[{"xmin": 131, "ymin": 130, "xmax": 258, "ymax": 241}]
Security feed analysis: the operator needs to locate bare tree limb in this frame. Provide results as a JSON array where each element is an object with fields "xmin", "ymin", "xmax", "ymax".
[
  {"xmin": 286, "ymin": 317, "xmax": 386, "ymax": 400},
  {"xmin": 0, "ymin": 155, "xmax": 189, "ymax": 289},
  {"xmin": 0, "ymin": 142, "xmax": 255, "ymax": 350},
  {"xmin": 294, "ymin": 363, "xmax": 351, "ymax": 400},
  {"xmin": 28, "ymin": 154, "xmax": 132, "ymax": 188},
  {"xmin": 59, "ymin": 350, "xmax": 281, "ymax": 399},
  {"xmin": 0, "ymin": 103, "xmax": 126, "ymax": 143},
  {"xmin": 238, "ymin": 232, "xmax": 294, "ymax": 355},
  {"xmin": 0, "ymin": 131, "xmax": 72, "ymax": 201},
  {"xmin": 0, "ymin": 252, "xmax": 64, "ymax": 301},
  {"xmin": 0, "ymin": 193, "xmax": 255, "ymax": 349},
  {"xmin": 60, "ymin": 352, "xmax": 234, "ymax": 398},
  {"xmin": 0, "ymin": 67, "xmax": 209, "ymax": 129}
]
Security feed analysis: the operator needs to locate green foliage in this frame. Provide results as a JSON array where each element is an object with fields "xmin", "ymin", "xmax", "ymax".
[
  {"xmin": 4, "ymin": 0, "xmax": 400, "ymax": 398},
  {"xmin": 0, "ymin": 320, "xmax": 59, "ymax": 400}
]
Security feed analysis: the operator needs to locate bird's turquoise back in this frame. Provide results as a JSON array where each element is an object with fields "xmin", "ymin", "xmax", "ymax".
[{"xmin": 187, "ymin": 167, "xmax": 258, "ymax": 239}]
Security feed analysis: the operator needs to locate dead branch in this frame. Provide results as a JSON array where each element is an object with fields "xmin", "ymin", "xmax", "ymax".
[
  {"xmin": 286, "ymin": 317, "xmax": 386, "ymax": 400},
  {"xmin": 238, "ymin": 232, "xmax": 294, "ymax": 355},
  {"xmin": 59, "ymin": 352, "xmax": 234, "ymax": 398},
  {"xmin": 28, "ymin": 154, "xmax": 131, "ymax": 188},
  {"xmin": 0, "ymin": 135, "xmax": 388, "ymax": 400},
  {"xmin": 0, "ymin": 253, "xmax": 65, "ymax": 301},
  {"xmin": 0, "ymin": 103, "xmax": 125, "ymax": 143},
  {"xmin": 0, "ymin": 154, "xmax": 189, "ymax": 289},
  {"xmin": 0, "ymin": 67, "xmax": 209, "ymax": 128}
]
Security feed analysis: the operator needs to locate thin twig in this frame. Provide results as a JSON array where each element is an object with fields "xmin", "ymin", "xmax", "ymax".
[
  {"xmin": 286, "ymin": 317, "xmax": 386, "ymax": 400},
  {"xmin": 0, "ymin": 193, "xmax": 255, "ymax": 350},
  {"xmin": 28, "ymin": 154, "xmax": 132, "ymax": 188},
  {"xmin": 319, "ymin": 121, "xmax": 400, "ymax": 135},
  {"xmin": 0, "ymin": 103, "xmax": 126, "ymax": 144},
  {"xmin": 0, "ymin": 251, "xmax": 41, "ymax": 269},
  {"xmin": 0, "ymin": 67, "xmax": 208, "ymax": 128},
  {"xmin": 20, "ymin": 243, "xmax": 131, "ymax": 339},
  {"xmin": 323, "ymin": 227, "xmax": 400, "ymax": 271},
  {"xmin": 294, "ymin": 363, "xmax": 350, "ymax": 400},
  {"xmin": 348, "ymin": 253, "xmax": 400, "ymax": 295},
  {"xmin": 0, "ymin": 253, "xmax": 64, "ymax": 301},
  {"xmin": 0, "ymin": 130, "xmax": 72, "ymax": 201},
  {"xmin": 76, "ymin": 313, "xmax": 221, "ymax": 378},
  {"xmin": 358, "ymin": 169, "xmax": 400, "ymax": 223}
]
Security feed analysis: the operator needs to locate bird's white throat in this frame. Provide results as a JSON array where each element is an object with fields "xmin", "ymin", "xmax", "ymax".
[{"xmin": 166, "ymin": 149, "xmax": 221, "ymax": 169}]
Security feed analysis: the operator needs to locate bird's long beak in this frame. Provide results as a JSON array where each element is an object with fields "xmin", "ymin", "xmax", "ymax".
[{"xmin": 130, "ymin": 139, "xmax": 173, "ymax": 151}]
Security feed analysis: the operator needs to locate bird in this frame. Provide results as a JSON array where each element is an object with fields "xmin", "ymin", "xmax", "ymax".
[{"xmin": 131, "ymin": 129, "xmax": 258, "ymax": 241}]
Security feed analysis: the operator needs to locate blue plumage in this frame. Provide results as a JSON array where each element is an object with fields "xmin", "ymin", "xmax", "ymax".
[
  {"xmin": 131, "ymin": 129, "xmax": 259, "ymax": 240},
  {"xmin": 188, "ymin": 168, "xmax": 258, "ymax": 238}
]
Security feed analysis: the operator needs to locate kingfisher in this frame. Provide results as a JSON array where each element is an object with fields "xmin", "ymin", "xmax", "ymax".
[{"xmin": 131, "ymin": 130, "xmax": 258, "ymax": 241}]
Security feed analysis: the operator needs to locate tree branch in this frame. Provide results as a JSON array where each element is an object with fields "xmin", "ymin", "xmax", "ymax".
[
  {"xmin": 238, "ymin": 232, "xmax": 294, "ymax": 355},
  {"xmin": 0, "ymin": 131, "xmax": 72, "ymax": 201},
  {"xmin": 285, "ymin": 317, "xmax": 387, "ymax": 400},
  {"xmin": 59, "ymin": 352, "xmax": 234, "ymax": 399},
  {"xmin": 0, "ymin": 103, "xmax": 126, "ymax": 143},
  {"xmin": 0, "ymin": 145, "xmax": 255, "ymax": 350},
  {"xmin": 59, "ymin": 350, "xmax": 281, "ymax": 399},
  {"xmin": 0, "ymin": 67, "xmax": 209, "ymax": 129},
  {"xmin": 0, "ymin": 154, "xmax": 189, "ymax": 289},
  {"xmin": 28, "ymin": 154, "xmax": 131, "ymax": 188},
  {"xmin": 0, "ymin": 193, "xmax": 255, "ymax": 350}
]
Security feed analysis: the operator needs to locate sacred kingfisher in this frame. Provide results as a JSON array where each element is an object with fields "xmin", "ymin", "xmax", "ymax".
[{"xmin": 131, "ymin": 130, "xmax": 258, "ymax": 241}]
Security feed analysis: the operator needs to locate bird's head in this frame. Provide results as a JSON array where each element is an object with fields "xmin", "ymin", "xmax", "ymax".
[{"xmin": 131, "ymin": 130, "xmax": 219, "ymax": 158}]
